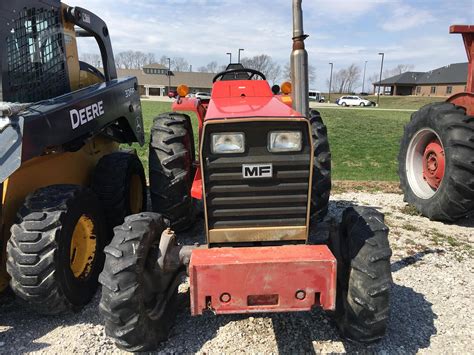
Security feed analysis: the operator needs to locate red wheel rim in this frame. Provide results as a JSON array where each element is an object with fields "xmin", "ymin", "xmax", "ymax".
[{"xmin": 422, "ymin": 138, "xmax": 445, "ymax": 189}]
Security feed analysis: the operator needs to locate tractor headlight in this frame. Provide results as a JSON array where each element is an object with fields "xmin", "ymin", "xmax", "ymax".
[
  {"xmin": 211, "ymin": 132, "xmax": 245, "ymax": 154},
  {"xmin": 268, "ymin": 131, "xmax": 302, "ymax": 152}
]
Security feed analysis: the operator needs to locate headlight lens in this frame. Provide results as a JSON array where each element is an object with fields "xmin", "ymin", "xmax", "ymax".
[
  {"xmin": 268, "ymin": 131, "xmax": 302, "ymax": 152},
  {"xmin": 211, "ymin": 132, "xmax": 245, "ymax": 154}
]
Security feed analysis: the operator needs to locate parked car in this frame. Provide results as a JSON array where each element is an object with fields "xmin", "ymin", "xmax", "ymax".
[
  {"xmin": 337, "ymin": 95, "xmax": 374, "ymax": 107},
  {"xmin": 195, "ymin": 92, "xmax": 212, "ymax": 100},
  {"xmin": 359, "ymin": 92, "xmax": 369, "ymax": 96},
  {"xmin": 168, "ymin": 90, "xmax": 178, "ymax": 98}
]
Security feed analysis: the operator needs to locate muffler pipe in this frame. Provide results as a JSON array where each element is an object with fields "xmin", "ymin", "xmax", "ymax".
[{"xmin": 291, "ymin": 0, "xmax": 310, "ymax": 117}]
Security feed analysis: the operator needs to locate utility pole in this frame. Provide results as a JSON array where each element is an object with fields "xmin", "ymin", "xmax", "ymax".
[
  {"xmin": 362, "ymin": 60, "xmax": 368, "ymax": 93},
  {"xmin": 167, "ymin": 57, "xmax": 171, "ymax": 95},
  {"xmin": 328, "ymin": 62, "xmax": 333, "ymax": 102},
  {"xmin": 377, "ymin": 52, "xmax": 384, "ymax": 106},
  {"xmin": 238, "ymin": 49, "xmax": 244, "ymax": 63},
  {"xmin": 226, "ymin": 52, "xmax": 232, "ymax": 64}
]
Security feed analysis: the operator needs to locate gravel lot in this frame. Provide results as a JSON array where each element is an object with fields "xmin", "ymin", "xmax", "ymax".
[{"xmin": 0, "ymin": 192, "xmax": 472, "ymax": 354}]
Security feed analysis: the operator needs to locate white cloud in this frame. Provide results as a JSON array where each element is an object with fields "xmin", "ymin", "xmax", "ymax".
[{"xmin": 380, "ymin": 3, "xmax": 435, "ymax": 32}]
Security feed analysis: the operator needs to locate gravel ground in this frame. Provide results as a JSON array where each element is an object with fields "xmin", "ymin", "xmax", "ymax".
[{"xmin": 0, "ymin": 192, "xmax": 473, "ymax": 354}]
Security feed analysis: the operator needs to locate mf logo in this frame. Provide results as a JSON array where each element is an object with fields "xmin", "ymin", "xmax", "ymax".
[{"xmin": 242, "ymin": 164, "xmax": 273, "ymax": 179}]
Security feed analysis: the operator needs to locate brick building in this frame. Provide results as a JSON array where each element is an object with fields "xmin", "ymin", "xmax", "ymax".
[
  {"xmin": 117, "ymin": 63, "xmax": 214, "ymax": 97},
  {"xmin": 373, "ymin": 62, "xmax": 467, "ymax": 96}
]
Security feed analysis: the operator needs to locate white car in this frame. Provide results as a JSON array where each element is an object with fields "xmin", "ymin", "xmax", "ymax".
[
  {"xmin": 337, "ymin": 95, "xmax": 374, "ymax": 107},
  {"xmin": 195, "ymin": 92, "xmax": 211, "ymax": 100}
]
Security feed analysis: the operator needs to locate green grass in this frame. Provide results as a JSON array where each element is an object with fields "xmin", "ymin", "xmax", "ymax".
[
  {"xmin": 130, "ymin": 102, "xmax": 410, "ymax": 182},
  {"xmin": 365, "ymin": 95, "xmax": 444, "ymax": 109},
  {"xmin": 319, "ymin": 108, "xmax": 410, "ymax": 181},
  {"xmin": 323, "ymin": 93, "xmax": 444, "ymax": 110}
]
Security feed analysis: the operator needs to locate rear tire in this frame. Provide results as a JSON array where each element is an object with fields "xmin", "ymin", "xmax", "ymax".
[
  {"xmin": 333, "ymin": 206, "xmax": 392, "ymax": 342},
  {"xmin": 149, "ymin": 113, "xmax": 196, "ymax": 231},
  {"xmin": 398, "ymin": 102, "xmax": 474, "ymax": 221},
  {"xmin": 92, "ymin": 152, "xmax": 147, "ymax": 232},
  {"xmin": 6, "ymin": 185, "xmax": 106, "ymax": 314},
  {"xmin": 99, "ymin": 213, "xmax": 179, "ymax": 352},
  {"xmin": 310, "ymin": 111, "xmax": 331, "ymax": 221}
]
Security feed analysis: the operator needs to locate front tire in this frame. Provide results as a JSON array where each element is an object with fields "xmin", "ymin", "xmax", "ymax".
[
  {"xmin": 99, "ymin": 213, "xmax": 180, "ymax": 352},
  {"xmin": 310, "ymin": 111, "xmax": 331, "ymax": 221},
  {"xmin": 6, "ymin": 185, "xmax": 107, "ymax": 314},
  {"xmin": 333, "ymin": 207, "xmax": 392, "ymax": 342},
  {"xmin": 398, "ymin": 102, "xmax": 474, "ymax": 221},
  {"xmin": 149, "ymin": 113, "xmax": 195, "ymax": 231}
]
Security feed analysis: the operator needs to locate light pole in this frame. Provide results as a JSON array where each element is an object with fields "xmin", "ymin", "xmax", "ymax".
[
  {"xmin": 167, "ymin": 57, "xmax": 171, "ymax": 95},
  {"xmin": 362, "ymin": 60, "xmax": 368, "ymax": 93},
  {"xmin": 238, "ymin": 49, "xmax": 244, "ymax": 63},
  {"xmin": 328, "ymin": 62, "xmax": 333, "ymax": 102},
  {"xmin": 226, "ymin": 52, "xmax": 232, "ymax": 64},
  {"xmin": 377, "ymin": 52, "xmax": 384, "ymax": 106}
]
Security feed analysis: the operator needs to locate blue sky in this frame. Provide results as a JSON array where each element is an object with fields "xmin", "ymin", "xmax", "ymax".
[{"xmin": 77, "ymin": 0, "xmax": 474, "ymax": 90}]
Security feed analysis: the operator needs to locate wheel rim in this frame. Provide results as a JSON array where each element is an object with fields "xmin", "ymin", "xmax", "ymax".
[
  {"xmin": 70, "ymin": 215, "xmax": 97, "ymax": 278},
  {"xmin": 129, "ymin": 174, "xmax": 144, "ymax": 214},
  {"xmin": 406, "ymin": 128, "xmax": 445, "ymax": 199}
]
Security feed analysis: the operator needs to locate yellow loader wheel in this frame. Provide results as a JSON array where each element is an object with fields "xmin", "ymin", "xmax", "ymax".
[
  {"xmin": 92, "ymin": 152, "xmax": 147, "ymax": 234},
  {"xmin": 6, "ymin": 185, "xmax": 106, "ymax": 314}
]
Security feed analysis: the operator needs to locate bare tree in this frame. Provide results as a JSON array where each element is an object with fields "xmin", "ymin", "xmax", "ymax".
[
  {"xmin": 367, "ymin": 73, "xmax": 380, "ymax": 93},
  {"xmin": 283, "ymin": 62, "xmax": 316, "ymax": 85},
  {"xmin": 383, "ymin": 64, "xmax": 414, "ymax": 78},
  {"xmin": 80, "ymin": 53, "xmax": 101, "ymax": 67},
  {"xmin": 241, "ymin": 55, "xmax": 282, "ymax": 84},
  {"xmin": 170, "ymin": 57, "xmax": 189, "ymax": 72},
  {"xmin": 198, "ymin": 61, "xmax": 220, "ymax": 73},
  {"xmin": 328, "ymin": 64, "xmax": 361, "ymax": 93}
]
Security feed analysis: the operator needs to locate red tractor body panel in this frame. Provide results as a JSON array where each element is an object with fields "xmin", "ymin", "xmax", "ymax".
[
  {"xmin": 205, "ymin": 80, "xmax": 303, "ymax": 120},
  {"xmin": 447, "ymin": 25, "xmax": 474, "ymax": 115},
  {"xmin": 189, "ymin": 245, "xmax": 337, "ymax": 316}
]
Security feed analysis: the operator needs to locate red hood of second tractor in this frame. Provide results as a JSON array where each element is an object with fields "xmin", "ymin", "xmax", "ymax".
[{"xmin": 205, "ymin": 80, "xmax": 304, "ymax": 121}]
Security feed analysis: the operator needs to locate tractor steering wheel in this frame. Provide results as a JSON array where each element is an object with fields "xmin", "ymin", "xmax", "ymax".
[{"xmin": 212, "ymin": 68, "xmax": 266, "ymax": 83}]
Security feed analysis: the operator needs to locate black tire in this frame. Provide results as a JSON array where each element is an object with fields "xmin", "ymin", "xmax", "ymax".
[
  {"xmin": 149, "ymin": 113, "xmax": 195, "ymax": 231},
  {"xmin": 360, "ymin": 103, "xmax": 365, "ymax": 107},
  {"xmin": 99, "ymin": 213, "xmax": 180, "ymax": 352},
  {"xmin": 333, "ymin": 206, "xmax": 392, "ymax": 342},
  {"xmin": 6, "ymin": 185, "xmax": 107, "ymax": 314},
  {"xmin": 398, "ymin": 102, "xmax": 474, "ymax": 221},
  {"xmin": 310, "ymin": 111, "xmax": 331, "ymax": 221},
  {"xmin": 92, "ymin": 152, "xmax": 147, "ymax": 231}
]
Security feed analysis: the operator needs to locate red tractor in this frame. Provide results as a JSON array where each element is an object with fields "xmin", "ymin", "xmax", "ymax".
[
  {"xmin": 98, "ymin": 1, "xmax": 392, "ymax": 351},
  {"xmin": 399, "ymin": 25, "xmax": 474, "ymax": 221}
]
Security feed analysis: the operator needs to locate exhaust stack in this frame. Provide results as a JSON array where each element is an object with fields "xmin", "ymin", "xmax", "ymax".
[{"xmin": 291, "ymin": 0, "xmax": 309, "ymax": 117}]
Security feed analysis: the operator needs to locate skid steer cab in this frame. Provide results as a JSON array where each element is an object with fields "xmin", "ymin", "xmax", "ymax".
[
  {"xmin": 100, "ymin": 65, "xmax": 393, "ymax": 351},
  {"xmin": 0, "ymin": 0, "xmax": 147, "ymax": 313}
]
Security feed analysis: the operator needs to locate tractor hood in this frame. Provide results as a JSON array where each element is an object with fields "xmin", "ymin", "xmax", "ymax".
[
  {"xmin": 0, "ymin": 104, "xmax": 25, "ymax": 183},
  {"xmin": 205, "ymin": 80, "xmax": 303, "ymax": 120}
]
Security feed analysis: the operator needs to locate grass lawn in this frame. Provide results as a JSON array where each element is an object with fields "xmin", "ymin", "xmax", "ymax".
[
  {"xmin": 365, "ymin": 95, "xmax": 444, "ymax": 110},
  {"xmin": 319, "ymin": 108, "xmax": 411, "ymax": 181},
  {"xmin": 131, "ymin": 101, "xmax": 411, "ymax": 182}
]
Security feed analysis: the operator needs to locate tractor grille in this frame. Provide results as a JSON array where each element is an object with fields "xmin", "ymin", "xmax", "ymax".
[
  {"xmin": 3, "ymin": 5, "xmax": 69, "ymax": 103},
  {"xmin": 202, "ymin": 120, "xmax": 312, "ymax": 229}
]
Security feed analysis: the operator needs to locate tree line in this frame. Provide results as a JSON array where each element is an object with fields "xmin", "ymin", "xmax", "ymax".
[
  {"xmin": 79, "ymin": 51, "xmax": 315, "ymax": 85},
  {"xmin": 328, "ymin": 63, "xmax": 414, "ymax": 93},
  {"xmin": 80, "ymin": 51, "xmax": 413, "ymax": 92}
]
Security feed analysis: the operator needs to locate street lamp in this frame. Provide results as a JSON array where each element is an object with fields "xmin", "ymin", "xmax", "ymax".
[
  {"xmin": 238, "ymin": 48, "xmax": 244, "ymax": 63},
  {"xmin": 226, "ymin": 52, "xmax": 232, "ymax": 64},
  {"xmin": 328, "ymin": 62, "xmax": 333, "ymax": 102},
  {"xmin": 167, "ymin": 57, "xmax": 171, "ymax": 95},
  {"xmin": 362, "ymin": 60, "xmax": 368, "ymax": 93},
  {"xmin": 377, "ymin": 52, "xmax": 384, "ymax": 105}
]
